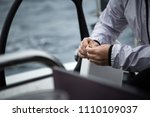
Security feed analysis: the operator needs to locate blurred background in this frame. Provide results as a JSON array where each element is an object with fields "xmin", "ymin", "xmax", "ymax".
[{"xmin": 0, "ymin": 0, "xmax": 134, "ymax": 75}]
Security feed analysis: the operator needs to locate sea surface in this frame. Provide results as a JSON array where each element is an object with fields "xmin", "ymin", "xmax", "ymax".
[
  {"xmin": 0, "ymin": 0, "xmax": 134, "ymax": 75},
  {"xmin": 0, "ymin": 0, "xmax": 97, "ymax": 75}
]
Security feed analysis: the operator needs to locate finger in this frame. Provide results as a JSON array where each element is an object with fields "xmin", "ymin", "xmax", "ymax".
[
  {"xmin": 80, "ymin": 43, "xmax": 87, "ymax": 52},
  {"xmin": 78, "ymin": 46, "xmax": 87, "ymax": 56},
  {"xmin": 79, "ymin": 38, "xmax": 91, "ymax": 55},
  {"xmin": 78, "ymin": 48, "xmax": 87, "ymax": 58},
  {"xmin": 81, "ymin": 38, "xmax": 91, "ymax": 50},
  {"xmin": 77, "ymin": 37, "xmax": 93, "ymax": 58},
  {"xmin": 78, "ymin": 52, "xmax": 87, "ymax": 58},
  {"xmin": 89, "ymin": 59, "xmax": 108, "ymax": 66},
  {"xmin": 89, "ymin": 59, "xmax": 101, "ymax": 65},
  {"xmin": 86, "ymin": 46, "xmax": 99, "ymax": 54},
  {"xmin": 83, "ymin": 37, "xmax": 91, "ymax": 43},
  {"xmin": 87, "ymin": 52, "xmax": 101, "ymax": 61}
]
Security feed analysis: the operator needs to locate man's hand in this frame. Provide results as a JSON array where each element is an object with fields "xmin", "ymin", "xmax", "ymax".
[
  {"xmin": 86, "ymin": 44, "xmax": 111, "ymax": 66},
  {"xmin": 78, "ymin": 37, "xmax": 99, "ymax": 58}
]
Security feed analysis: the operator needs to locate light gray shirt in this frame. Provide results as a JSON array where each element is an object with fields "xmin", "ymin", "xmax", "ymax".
[{"xmin": 90, "ymin": 0, "xmax": 150, "ymax": 72}]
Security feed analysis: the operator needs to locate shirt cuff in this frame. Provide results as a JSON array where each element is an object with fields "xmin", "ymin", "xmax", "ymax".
[{"xmin": 108, "ymin": 45, "xmax": 113, "ymax": 66}]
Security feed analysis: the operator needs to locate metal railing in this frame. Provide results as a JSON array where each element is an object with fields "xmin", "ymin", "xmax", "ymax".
[
  {"xmin": 0, "ymin": 49, "xmax": 64, "ymax": 89},
  {"xmin": 0, "ymin": 50, "xmax": 64, "ymax": 71}
]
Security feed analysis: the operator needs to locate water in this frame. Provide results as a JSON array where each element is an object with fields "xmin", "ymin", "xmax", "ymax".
[{"xmin": 0, "ymin": 0, "xmax": 97, "ymax": 75}]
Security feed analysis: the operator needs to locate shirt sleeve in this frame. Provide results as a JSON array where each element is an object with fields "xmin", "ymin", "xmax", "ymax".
[
  {"xmin": 90, "ymin": 0, "xmax": 128, "ymax": 44},
  {"xmin": 111, "ymin": 44, "xmax": 150, "ymax": 72}
]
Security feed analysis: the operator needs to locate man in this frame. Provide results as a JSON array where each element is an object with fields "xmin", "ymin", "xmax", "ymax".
[{"xmin": 78, "ymin": 0, "xmax": 150, "ymax": 90}]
